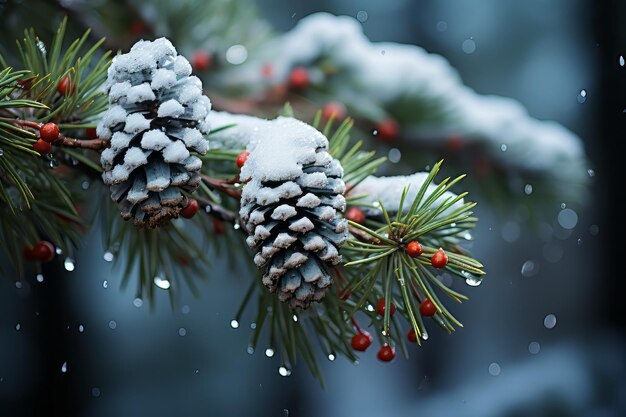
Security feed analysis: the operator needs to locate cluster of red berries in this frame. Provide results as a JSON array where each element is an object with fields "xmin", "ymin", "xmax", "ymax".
[
  {"xmin": 350, "ymin": 330, "xmax": 397, "ymax": 362},
  {"xmin": 33, "ymin": 122, "xmax": 59, "ymax": 155},
  {"xmin": 23, "ymin": 241, "xmax": 55, "ymax": 262},
  {"xmin": 406, "ymin": 240, "xmax": 449, "ymax": 269}
]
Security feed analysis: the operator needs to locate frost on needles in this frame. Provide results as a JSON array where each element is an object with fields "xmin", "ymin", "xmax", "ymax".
[{"xmin": 99, "ymin": 38, "xmax": 211, "ymax": 228}]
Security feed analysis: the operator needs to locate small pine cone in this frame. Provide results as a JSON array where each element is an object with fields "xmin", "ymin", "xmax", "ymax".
[
  {"xmin": 98, "ymin": 38, "xmax": 210, "ymax": 228},
  {"xmin": 239, "ymin": 117, "xmax": 348, "ymax": 309}
]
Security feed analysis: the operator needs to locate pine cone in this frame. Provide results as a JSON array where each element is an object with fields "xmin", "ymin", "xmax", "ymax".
[
  {"xmin": 239, "ymin": 117, "xmax": 348, "ymax": 309},
  {"xmin": 98, "ymin": 38, "xmax": 210, "ymax": 228}
]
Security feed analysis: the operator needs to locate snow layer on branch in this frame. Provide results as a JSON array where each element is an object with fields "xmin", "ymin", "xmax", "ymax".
[
  {"xmin": 348, "ymin": 173, "xmax": 464, "ymax": 217},
  {"xmin": 233, "ymin": 13, "xmax": 587, "ymax": 192},
  {"xmin": 206, "ymin": 111, "xmax": 270, "ymax": 151}
]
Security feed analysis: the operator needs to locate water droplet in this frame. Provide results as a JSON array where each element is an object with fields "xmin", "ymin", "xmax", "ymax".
[
  {"xmin": 356, "ymin": 10, "xmax": 368, "ymax": 22},
  {"xmin": 133, "ymin": 298, "xmax": 143, "ymax": 308},
  {"xmin": 422, "ymin": 333, "xmax": 429, "ymax": 340},
  {"xmin": 501, "ymin": 221, "xmax": 520, "ymax": 243},
  {"xmin": 577, "ymin": 89, "xmax": 587, "ymax": 103},
  {"xmin": 61, "ymin": 362, "xmax": 67, "ymax": 373},
  {"xmin": 36, "ymin": 274, "xmax": 44, "ymax": 283},
  {"xmin": 181, "ymin": 305, "xmax": 191, "ymax": 314},
  {"xmin": 81, "ymin": 180, "xmax": 90, "ymax": 190},
  {"xmin": 278, "ymin": 366, "xmax": 292, "ymax": 377},
  {"xmin": 0, "ymin": 149, "xmax": 4, "ymax": 156},
  {"xmin": 462, "ymin": 38, "xmax": 476, "ymax": 54},
  {"xmin": 194, "ymin": 369, "xmax": 199, "ymax": 374},
  {"xmin": 436, "ymin": 21, "xmax": 448, "ymax": 32},
  {"xmin": 366, "ymin": 304, "xmax": 375, "ymax": 312},
  {"xmin": 55, "ymin": 247, "xmax": 63, "ymax": 255},
  {"xmin": 488, "ymin": 362, "xmax": 501, "ymax": 376},
  {"xmin": 283, "ymin": 409, "xmax": 290, "ymax": 417},
  {"xmin": 589, "ymin": 224, "xmax": 599, "ymax": 236},
  {"xmin": 372, "ymin": 201, "xmax": 380, "ymax": 208},
  {"xmin": 524, "ymin": 184, "xmax": 533, "ymax": 195},
  {"xmin": 328, "ymin": 353, "xmax": 336, "ymax": 361},
  {"xmin": 15, "ymin": 281, "xmax": 23, "ymax": 289},
  {"xmin": 225, "ymin": 44, "xmax": 248, "ymax": 65},
  {"xmin": 292, "ymin": 315, "xmax": 298, "ymax": 322},
  {"xmin": 462, "ymin": 271, "xmax": 482, "ymax": 286},
  {"xmin": 577, "ymin": 238, "xmax": 583, "ymax": 246},
  {"xmin": 233, "ymin": 223, "xmax": 240, "ymax": 230},
  {"xmin": 230, "ymin": 319, "xmax": 239, "ymax": 329},
  {"xmin": 63, "ymin": 258, "xmax": 75, "ymax": 271},
  {"xmin": 543, "ymin": 314, "xmax": 557, "ymax": 329},
  {"xmin": 620, "ymin": 55, "xmax": 625, "ymax": 67},
  {"xmin": 557, "ymin": 208, "xmax": 578, "ymax": 230},
  {"xmin": 103, "ymin": 251, "xmax": 114, "ymax": 262},
  {"xmin": 247, "ymin": 346, "xmax": 254, "ymax": 354},
  {"xmin": 91, "ymin": 387, "xmax": 101, "ymax": 397},
  {"xmin": 500, "ymin": 144, "xmax": 507, "ymax": 152},
  {"xmin": 153, "ymin": 276, "xmax": 171, "ymax": 290},
  {"xmin": 78, "ymin": 324, "xmax": 84, "ymax": 333},
  {"xmin": 250, "ymin": 322, "xmax": 257, "ymax": 329},
  {"xmin": 372, "ymin": 129, "xmax": 379, "ymax": 136},
  {"xmin": 15, "ymin": 323, "xmax": 21, "ymax": 331},
  {"xmin": 587, "ymin": 168, "xmax": 595, "ymax": 177},
  {"xmin": 179, "ymin": 328, "xmax": 187, "ymax": 337},
  {"xmin": 265, "ymin": 348, "xmax": 275, "ymax": 357},
  {"xmin": 102, "ymin": 280, "xmax": 108, "ymax": 289},
  {"xmin": 521, "ymin": 260, "xmax": 539, "ymax": 277},
  {"xmin": 528, "ymin": 341, "xmax": 541, "ymax": 354},
  {"xmin": 108, "ymin": 320, "xmax": 117, "ymax": 330},
  {"xmin": 388, "ymin": 148, "xmax": 401, "ymax": 163}
]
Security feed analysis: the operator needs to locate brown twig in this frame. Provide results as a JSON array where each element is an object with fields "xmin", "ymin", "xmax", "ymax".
[
  {"xmin": 200, "ymin": 174, "xmax": 242, "ymax": 199},
  {"xmin": 348, "ymin": 224, "xmax": 381, "ymax": 245},
  {"xmin": 195, "ymin": 196, "xmax": 238, "ymax": 223},
  {"xmin": 57, "ymin": 133, "xmax": 109, "ymax": 151}
]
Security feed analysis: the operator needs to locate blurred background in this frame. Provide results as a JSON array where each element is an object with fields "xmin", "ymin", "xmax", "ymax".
[{"xmin": 1, "ymin": 0, "xmax": 625, "ymax": 416}]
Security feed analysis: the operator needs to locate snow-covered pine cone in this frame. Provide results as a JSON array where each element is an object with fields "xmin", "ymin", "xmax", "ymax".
[
  {"xmin": 239, "ymin": 117, "xmax": 348, "ymax": 309},
  {"xmin": 98, "ymin": 38, "xmax": 210, "ymax": 228}
]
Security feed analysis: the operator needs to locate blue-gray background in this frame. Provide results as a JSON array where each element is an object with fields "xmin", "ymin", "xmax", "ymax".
[{"xmin": 2, "ymin": 1, "xmax": 624, "ymax": 416}]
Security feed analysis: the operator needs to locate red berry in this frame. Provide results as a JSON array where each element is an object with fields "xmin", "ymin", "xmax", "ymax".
[
  {"xmin": 377, "ymin": 344, "xmax": 396, "ymax": 362},
  {"xmin": 376, "ymin": 298, "xmax": 396, "ymax": 316},
  {"xmin": 375, "ymin": 119, "xmax": 399, "ymax": 142},
  {"xmin": 406, "ymin": 241, "xmax": 423, "ymax": 258},
  {"xmin": 181, "ymin": 198, "xmax": 199, "ymax": 219},
  {"xmin": 288, "ymin": 66, "xmax": 309, "ymax": 90},
  {"xmin": 322, "ymin": 101, "xmax": 347, "ymax": 121},
  {"xmin": 23, "ymin": 245, "xmax": 36, "ymax": 260},
  {"xmin": 129, "ymin": 20, "xmax": 147, "ymax": 36},
  {"xmin": 407, "ymin": 328, "xmax": 418, "ymax": 343},
  {"xmin": 40, "ymin": 123, "xmax": 59, "ymax": 143},
  {"xmin": 351, "ymin": 331, "xmax": 373, "ymax": 352},
  {"xmin": 33, "ymin": 139, "xmax": 52, "ymax": 154},
  {"xmin": 32, "ymin": 241, "xmax": 55, "ymax": 262},
  {"xmin": 192, "ymin": 51, "xmax": 212, "ymax": 71},
  {"xmin": 338, "ymin": 288, "xmax": 351, "ymax": 300},
  {"xmin": 236, "ymin": 150, "xmax": 250, "ymax": 169},
  {"xmin": 446, "ymin": 135, "xmax": 464, "ymax": 151},
  {"xmin": 86, "ymin": 127, "xmax": 98, "ymax": 139},
  {"xmin": 261, "ymin": 63, "xmax": 274, "ymax": 78},
  {"xmin": 213, "ymin": 218, "xmax": 225, "ymax": 234},
  {"xmin": 57, "ymin": 76, "xmax": 75, "ymax": 96},
  {"xmin": 419, "ymin": 299, "xmax": 437, "ymax": 317},
  {"xmin": 431, "ymin": 249, "xmax": 448, "ymax": 269},
  {"xmin": 345, "ymin": 207, "xmax": 365, "ymax": 224}
]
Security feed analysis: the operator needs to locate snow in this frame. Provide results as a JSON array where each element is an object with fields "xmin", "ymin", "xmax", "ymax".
[
  {"xmin": 140, "ymin": 130, "xmax": 171, "ymax": 151},
  {"xmin": 296, "ymin": 193, "xmax": 321, "ymax": 208},
  {"xmin": 163, "ymin": 140, "xmax": 190, "ymax": 163},
  {"xmin": 157, "ymin": 99, "xmax": 185, "ymax": 118},
  {"xmin": 109, "ymin": 81, "xmax": 132, "ymax": 101},
  {"xmin": 271, "ymin": 204, "xmax": 298, "ymax": 220},
  {"xmin": 123, "ymin": 147, "xmax": 148, "ymax": 169},
  {"xmin": 150, "ymin": 69, "xmax": 177, "ymax": 90},
  {"xmin": 206, "ymin": 111, "xmax": 270, "ymax": 150},
  {"xmin": 126, "ymin": 83, "xmax": 155, "ymax": 103},
  {"xmin": 288, "ymin": 217, "xmax": 315, "ymax": 233},
  {"xmin": 348, "ymin": 172, "xmax": 464, "ymax": 217},
  {"xmin": 123, "ymin": 113, "xmax": 151, "ymax": 134},
  {"xmin": 181, "ymin": 128, "xmax": 208, "ymax": 153},
  {"xmin": 228, "ymin": 13, "xmax": 586, "ymax": 190}
]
